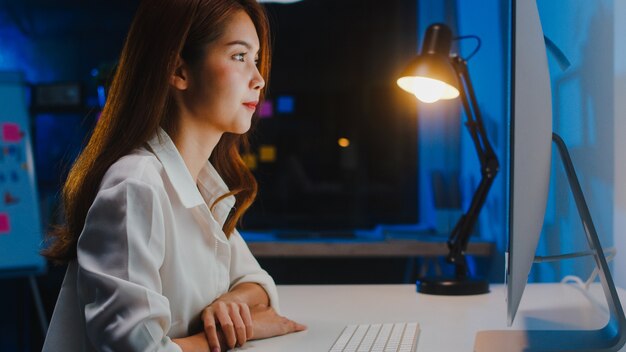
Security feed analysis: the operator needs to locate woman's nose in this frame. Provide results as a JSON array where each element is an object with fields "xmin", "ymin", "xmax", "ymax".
[{"xmin": 251, "ymin": 68, "xmax": 265, "ymax": 90}]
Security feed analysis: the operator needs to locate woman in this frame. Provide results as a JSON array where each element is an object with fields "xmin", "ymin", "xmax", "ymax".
[{"xmin": 42, "ymin": 0, "xmax": 305, "ymax": 351}]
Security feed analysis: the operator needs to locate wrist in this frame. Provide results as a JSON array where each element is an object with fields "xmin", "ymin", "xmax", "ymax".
[
  {"xmin": 215, "ymin": 291, "xmax": 245, "ymax": 305},
  {"xmin": 216, "ymin": 282, "xmax": 269, "ymax": 307}
]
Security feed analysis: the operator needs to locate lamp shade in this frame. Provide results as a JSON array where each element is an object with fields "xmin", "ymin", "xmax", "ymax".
[{"xmin": 397, "ymin": 23, "xmax": 460, "ymax": 103}]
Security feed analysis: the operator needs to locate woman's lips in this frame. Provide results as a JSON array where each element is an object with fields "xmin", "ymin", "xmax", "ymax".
[{"xmin": 243, "ymin": 102, "xmax": 258, "ymax": 110}]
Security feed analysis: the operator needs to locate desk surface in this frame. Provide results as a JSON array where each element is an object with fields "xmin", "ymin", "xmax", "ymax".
[{"xmin": 237, "ymin": 283, "xmax": 626, "ymax": 351}]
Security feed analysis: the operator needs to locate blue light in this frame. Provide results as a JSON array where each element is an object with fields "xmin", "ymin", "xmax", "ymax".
[
  {"xmin": 276, "ymin": 95, "xmax": 295, "ymax": 114},
  {"xmin": 97, "ymin": 86, "xmax": 106, "ymax": 108},
  {"xmin": 0, "ymin": 23, "xmax": 61, "ymax": 82},
  {"xmin": 0, "ymin": 26, "xmax": 29, "ymax": 76}
]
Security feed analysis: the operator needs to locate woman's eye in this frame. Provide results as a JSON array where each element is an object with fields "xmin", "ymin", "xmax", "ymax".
[{"xmin": 234, "ymin": 53, "xmax": 246, "ymax": 62}]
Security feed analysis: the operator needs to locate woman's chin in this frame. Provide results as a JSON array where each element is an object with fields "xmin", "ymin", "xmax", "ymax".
[{"xmin": 234, "ymin": 119, "xmax": 253, "ymax": 134}]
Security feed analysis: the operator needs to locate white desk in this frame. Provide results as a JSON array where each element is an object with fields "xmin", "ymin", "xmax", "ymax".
[{"xmin": 236, "ymin": 283, "xmax": 626, "ymax": 351}]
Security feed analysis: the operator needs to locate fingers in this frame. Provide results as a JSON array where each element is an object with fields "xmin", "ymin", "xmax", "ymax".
[
  {"xmin": 215, "ymin": 303, "xmax": 237, "ymax": 349},
  {"xmin": 240, "ymin": 303, "xmax": 254, "ymax": 339},
  {"xmin": 229, "ymin": 303, "xmax": 248, "ymax": 347},
  {"xmin": 292, "ymin": 320, "xmax": 307, "ymax": 332},
  {"xmin": 203, "ymin": 301, "xmax": 254, "ymax": 349},
  {"xmin": 282, "ymin": 317, "xmax": 307, "ymax": 334},
  {"xmin": 202, "ymin": 309, "xmax": 221, "ymax": 352}
]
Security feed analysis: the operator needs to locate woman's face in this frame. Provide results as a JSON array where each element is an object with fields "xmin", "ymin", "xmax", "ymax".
[{"xmin": 182, "ymin": 10, "xmax": 264, "ymax": 135}]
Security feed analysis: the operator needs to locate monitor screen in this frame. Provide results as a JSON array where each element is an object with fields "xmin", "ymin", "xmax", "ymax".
[{"xmin": 243, "ymin": 0, "xmax": 420, "ymax": 232}]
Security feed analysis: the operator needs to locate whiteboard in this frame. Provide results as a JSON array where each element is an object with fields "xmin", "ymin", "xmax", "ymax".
[{"xmin": 0, "ymin": 71, "xmax": 46, "ymax": 277}]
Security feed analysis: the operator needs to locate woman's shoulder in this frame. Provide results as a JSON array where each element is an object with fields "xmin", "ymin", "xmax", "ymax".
[{"xmin": 100, "ymin": 147, "xmax": 167, "ymax": 192}]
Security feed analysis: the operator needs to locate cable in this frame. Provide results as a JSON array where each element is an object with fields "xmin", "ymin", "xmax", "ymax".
[
  {"xmin": 582, "ymin": 247, "xmax": 616, "ymax": 289},
  {"xmin": 561, "ymin": 275, "xmax": 585, "ymax": 286},
  {"xmin": 559, "ymin": 247, "xmax": 617, "ymax": 291},
  {"xmin": 534, "ymin": 250, "xmax": 596, "ymax": 263},
  {"xmin": 454, "ymin": 35, "xmax": 481, "ymax": 61}
]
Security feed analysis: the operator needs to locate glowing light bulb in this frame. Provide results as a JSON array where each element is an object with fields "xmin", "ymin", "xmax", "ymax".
[
  {"xmin": 338, "ymin": 138, "xmax": 350, "ymax": 148},
  {"xmin": 397, "ymin": 76, "xmax": 459, "ymax": 103},
  {"xmin": 413, "ymin": 85, "xmax": 445, "ymax": 103}
]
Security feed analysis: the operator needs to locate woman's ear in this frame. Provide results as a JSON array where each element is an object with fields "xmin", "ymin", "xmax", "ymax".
[{"xmin": 170, "ymin": 55, "xmax": 190, "ymax": 90}]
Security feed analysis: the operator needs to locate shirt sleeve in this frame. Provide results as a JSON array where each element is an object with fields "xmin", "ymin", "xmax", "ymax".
[
  {"xmin": 228, "ymin": 229, "xmax": 280, "ymax": 313},
  {"xmin": 77, "ymin": 179, "xmax": 182, "ymax": 352}
]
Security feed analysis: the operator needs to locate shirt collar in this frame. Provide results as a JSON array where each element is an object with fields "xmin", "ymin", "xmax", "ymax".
[
  {"xmin": 197, "ymin": 163, "xmax": 236, "ymax": 228},
  {"xmin": 146, "ymin": 129, "xmax": 235, "ymax": 214}
]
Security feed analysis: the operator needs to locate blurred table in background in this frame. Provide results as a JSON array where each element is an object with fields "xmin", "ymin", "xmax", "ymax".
[{"xmin": 245, "ymin": 235, "xmax": 493, "ymax": 258}]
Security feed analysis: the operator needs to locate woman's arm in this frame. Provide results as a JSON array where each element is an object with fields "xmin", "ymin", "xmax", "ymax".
[
  {"xmin": 77, "ymin": 179, "xmax": 182, "ymax": 351},
  {"xmin": 198, "ymin": 227, "xmax": 307, "ymax": 351},
  {"xmin": 172, "ymin": 333, "xmax": 212, "ymax": 352},
  {"xmin": 228, "ymin": 230, "xmax": 281, "ymax": 311}
]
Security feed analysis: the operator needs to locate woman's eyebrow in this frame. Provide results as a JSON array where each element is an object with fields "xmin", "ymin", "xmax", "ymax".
[{"xmin": 225, "ymin": 40, "xmax": 257, "ymax": 51}]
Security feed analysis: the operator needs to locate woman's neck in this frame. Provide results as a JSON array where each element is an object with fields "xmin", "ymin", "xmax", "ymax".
[{"xmin": 169, "ymin": 118, "xmax": 222, "ymax": 183}]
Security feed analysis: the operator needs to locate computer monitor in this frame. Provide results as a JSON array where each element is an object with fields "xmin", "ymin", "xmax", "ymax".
[
  {"xmin": 475, "ymin": 0, "xmax": 626, "ymax": 350},
  {"xmin": 506, "ymin": 0, "xmax": 553, "ymax": 326}
]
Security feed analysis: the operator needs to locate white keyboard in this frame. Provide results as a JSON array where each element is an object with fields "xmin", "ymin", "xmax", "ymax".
[{"xmin": 329, "ymin": 322, "xmax": 420, "ymax": 352}]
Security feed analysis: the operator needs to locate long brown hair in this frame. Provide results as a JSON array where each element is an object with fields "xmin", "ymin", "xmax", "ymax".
[{"xmin": 42, "ymin": 0, "xmax": 271, "ymax": 264}]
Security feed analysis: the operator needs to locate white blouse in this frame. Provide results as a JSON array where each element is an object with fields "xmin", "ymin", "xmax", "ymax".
[{"xmin": 43, "ymin": 129, "xmax": 279, "ymax": 352}]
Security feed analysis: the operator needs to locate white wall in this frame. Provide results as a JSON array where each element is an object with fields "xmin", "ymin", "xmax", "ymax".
[{"xmin": 614, "ymin": 0, "xmax": 626, "ymax": 289}]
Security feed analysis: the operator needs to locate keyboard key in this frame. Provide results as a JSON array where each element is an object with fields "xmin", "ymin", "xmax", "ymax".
[
  {"xmin": 357, "ymin": 324, "xmax": 381, "ymax": 352},
  {"xmin": 344, "ymin": 325, "xmax": 370, "ymax": 352},
  {"xmin": 330, "ymin": 322, "xmax": 420, "ymax": 352},
  {"xmin": 330, "ymin": 325, "xmax": 358, "ymax": 352}
]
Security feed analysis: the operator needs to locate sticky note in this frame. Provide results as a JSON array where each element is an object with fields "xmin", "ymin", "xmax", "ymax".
[
  {"xmin": 276, "ymin": 96, "xmax": 295, "ymax": 114},
  {"xmin": 2, "ymin": 123, "xmax": 22, "ymax": 143},
  {"xmin": 242, "ymin": 153, "xmax": 258, "ymax": 170},
  {"xmin": 259, "ymin": 145, "xmax": 277, "ymax": 163},
  {"xmin": 5, "ymin": 192, "xmax": 19, "ymax": 205},
  {"xmin": 0, "ymin": 213, "xmax": 10, "ymax": 234},
  {"xmin": 258, "ymin": 100, "xmax": 273, "ymax": 118}
]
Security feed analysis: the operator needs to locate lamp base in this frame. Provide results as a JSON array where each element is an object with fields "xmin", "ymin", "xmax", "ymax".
[{"xmin": 417, "ymin": 277, "xmax": 489, "ymax": 295}]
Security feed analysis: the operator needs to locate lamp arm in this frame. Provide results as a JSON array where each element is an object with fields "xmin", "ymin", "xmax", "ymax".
[
  {"xmin": 447, "ymin": 168, "xmax": 498, "ymax": 276},
  {"xmin": 446, "ymin": 57, "xmax": 500, "ymax": 277},
  {"xmin": 453, "ymin": 57, "xmax": 499, "ymax": 167}
]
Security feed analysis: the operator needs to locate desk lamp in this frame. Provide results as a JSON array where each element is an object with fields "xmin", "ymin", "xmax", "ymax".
[{"xmin": 397, "ymin": 23, "xmax": 498, "ymax": 295}]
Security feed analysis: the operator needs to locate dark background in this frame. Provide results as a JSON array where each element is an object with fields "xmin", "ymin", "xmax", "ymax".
[{"xmin": 233, "ymin": 0, "xmax": 419, "ymax": 231}]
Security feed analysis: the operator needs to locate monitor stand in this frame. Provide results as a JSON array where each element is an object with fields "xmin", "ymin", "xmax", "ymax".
[{"xmin": 474, "ymin": 133, "xmax": 626, "ymax": 351}]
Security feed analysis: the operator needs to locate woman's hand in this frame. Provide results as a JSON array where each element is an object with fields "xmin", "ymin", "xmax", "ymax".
[
  {"xmin": 199, "ymin": 283, "xmax": 304, "ymax": 351},
  {"xmin": 249, "ymin": 305, "xmax": 307, "ymax": 340},
  {"xmin": 176, "ymin": 304, "xmax": 305, "ymax": 352},
  {"xmin": 201, "ymin": 300, "xmax": 253, "ymax": 351}
]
